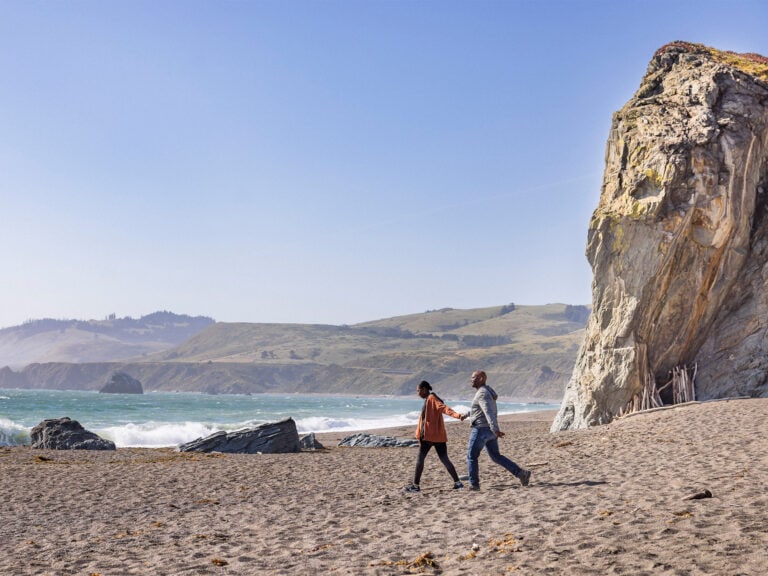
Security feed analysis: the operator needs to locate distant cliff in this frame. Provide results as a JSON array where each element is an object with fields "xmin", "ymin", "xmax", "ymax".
[{"xmin": 553, "ymin": 42, "xmax": 768, "ymax": 431}]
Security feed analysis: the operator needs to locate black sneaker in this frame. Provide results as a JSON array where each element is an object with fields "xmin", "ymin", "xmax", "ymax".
[
  {"xmin": 453, "ymin": 481, "xmax": 464, "ymax": 490},
  {"xmin": 519, "ymin": 469, "xmax": 531, "ymax": 487},
  {"xmin": 404, "ymin": 484, "xmax": 420, "ymax": 493},
  {"xmin": 468, "ymin": 484, "xmax": 480, "ymax": 491}
]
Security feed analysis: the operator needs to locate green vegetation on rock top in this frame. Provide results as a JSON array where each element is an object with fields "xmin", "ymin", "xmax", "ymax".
[{"xmin": 656, "ymin": 41, "xmax": 768, "ymax": 82}]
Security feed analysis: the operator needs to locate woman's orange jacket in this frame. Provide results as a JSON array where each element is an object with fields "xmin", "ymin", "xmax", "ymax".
[{"xmin": 414, "ymin": 393, "xmax": 464, "ymax": 443}]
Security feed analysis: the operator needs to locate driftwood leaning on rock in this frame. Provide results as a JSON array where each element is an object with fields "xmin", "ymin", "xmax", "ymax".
[
  {"xmin": 619, "ymin": 363, "xmax": 698, "ymax": 418},
  {"xmin": 178, "ymin": 418, "xmax": 301, "ymax": 454},
  {"xmin": 338, "ymin": 433, "xmax": 418, "ymax": 448},
  {"xmin": 30, "ymin": 417, "xmax": 116, "ymax": 450}
]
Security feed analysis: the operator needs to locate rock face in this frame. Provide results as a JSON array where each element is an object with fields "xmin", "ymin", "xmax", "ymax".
[
  {"xmin": 100, "ymin": 371, "xmax": 143, "ymax": 394},
  {"xmin": 553, "ymin": 43, "xmax": 768, "ymax": 431},
  {"xmin": 338, "ymin": 433, "xmax": 418, "ymax": 448},
  {"xmin": 178, "ymin": 418, "xmax": 301, "ymax": 453},
  {"xmin": 30, "ymin": 417, "xmax": 116, "ymax": 450}
]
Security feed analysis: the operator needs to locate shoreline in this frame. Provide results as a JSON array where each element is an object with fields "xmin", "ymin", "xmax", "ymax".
[
  {"xmin": 2, "ymin": 399, "xmax": 765, "ymax": 575},
  {"xmin": 1, "ymin": 386, "xmax": 563, "ymax": 404},
  {"xmin": 0, "ymin": 388, "xmax": 561, "ymax": 448}
]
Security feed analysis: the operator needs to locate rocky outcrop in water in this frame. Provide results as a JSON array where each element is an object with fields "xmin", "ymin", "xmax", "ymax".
[
  {"xmin": 553, "ymin": 42, "xmax": 768, "ymax": 431},
  {"xmin": 177, "ymin": 418, "xmax": 301, "ymax": 453},
  {"xmin": 99, "ymin": 371, "xmax": 143, "ymax": 394},
  {"xmin": 30, "ymin": 417, "xmax": 116, "ymax": 450}
]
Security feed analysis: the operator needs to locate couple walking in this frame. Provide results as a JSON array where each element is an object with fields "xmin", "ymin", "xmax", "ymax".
[{"xmin": 405, "ymin": 370, "xmax": 531, "ymax": 493}]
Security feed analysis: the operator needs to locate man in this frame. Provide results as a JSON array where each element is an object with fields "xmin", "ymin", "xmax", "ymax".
[{"xmin": 466, "ymin": 370, "xmax": 531, "ymax": 490}]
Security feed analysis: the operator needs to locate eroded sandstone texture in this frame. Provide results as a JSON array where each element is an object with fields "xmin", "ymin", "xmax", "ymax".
[{"xmin": 553, "ymin": 42, "xmax": 768, "ymax": 431}]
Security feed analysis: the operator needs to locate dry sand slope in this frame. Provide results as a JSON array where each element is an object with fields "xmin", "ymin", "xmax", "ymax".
[{"xmin": 0, "ymin": 398, "xmax": 766, "ymax": 575}]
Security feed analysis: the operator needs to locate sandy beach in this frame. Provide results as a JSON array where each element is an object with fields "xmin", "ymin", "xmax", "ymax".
[{"xmin": 1, "ymin": 398, "xmax": 766, "ymax": 575}]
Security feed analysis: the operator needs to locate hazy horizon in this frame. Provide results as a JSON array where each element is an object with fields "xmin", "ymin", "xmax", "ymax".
[{"xmin": 0, "ymin": 301, "xmax": 590, "ymax": 330}]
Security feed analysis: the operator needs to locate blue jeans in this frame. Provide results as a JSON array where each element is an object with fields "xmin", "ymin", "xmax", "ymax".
[{"xmin": 467, "ymin": 426, "xmax": 522, "ymax": 488}]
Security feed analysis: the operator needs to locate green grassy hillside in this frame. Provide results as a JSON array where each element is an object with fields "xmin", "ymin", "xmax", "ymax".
[
  {"xmin": 144, "ymin": 303, "xmax": 587, "ymax": 399},
  {"xmin": 0, "ymin": 304, "xmax": 587, "ymax": 400}
]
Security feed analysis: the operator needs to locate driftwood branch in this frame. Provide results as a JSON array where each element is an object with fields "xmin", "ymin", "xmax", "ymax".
[{"xmin": 619, "ymin": 362, "xmax": 698, "ymax": 418}]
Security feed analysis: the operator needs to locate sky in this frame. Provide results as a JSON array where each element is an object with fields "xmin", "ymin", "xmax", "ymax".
[{"xmin": 1, "ymin": 0, "xmax": 768, "ymax": 329}]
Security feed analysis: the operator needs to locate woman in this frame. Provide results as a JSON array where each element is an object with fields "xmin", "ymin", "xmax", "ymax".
[{"xmin": 404, "ymin": 380, "xmax": 467, "ymax": 493}]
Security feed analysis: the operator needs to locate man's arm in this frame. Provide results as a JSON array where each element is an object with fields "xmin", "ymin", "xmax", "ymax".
[{"xmin": 477, "ymin": 388, "xmax": 500, "ymax": 433}]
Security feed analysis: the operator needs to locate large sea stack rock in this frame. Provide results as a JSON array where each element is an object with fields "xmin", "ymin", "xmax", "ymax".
[
  {"xmin": 553, "ymin": 42, "xmax": 768, "ymax": 431},
  {"xmin": 100, "ymin": 371, "xmax": 143, "ymax": 394},
  {"xmin": 178, "ymin": 418, "xmax": 301, "ymax": 453},
  {"xmin": 30, "ymin": 417, "xmax": 116, "ymax": 450}
]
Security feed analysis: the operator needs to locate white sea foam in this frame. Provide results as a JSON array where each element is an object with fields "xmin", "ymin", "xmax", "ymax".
[
  {"xmin": 295, "ymin": 404, "xmax": 471, "ymax": 434},
  {"xmin": 97, "ymin": 421, "xmax": 226, "ymax": 448},
  {"xmin": 98, "ymin": 406, "xmax": 482, "ymax": 447},
  {"xmin": 0, "ymin": 418, "xmax": 30, "ymax": 446},
  {"xmin": 295, "ymin": 412, "xmax": 418, "ymax": 434},
  {"xmin": 451, "ymin": 404, "xmax": 472, "ymax": 417},
  {"xmin": 96, "ymin": 413, "xmax": 424, "ymax": 447}
]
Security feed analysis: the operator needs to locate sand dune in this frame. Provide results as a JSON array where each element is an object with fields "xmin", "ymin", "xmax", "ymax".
[{"xmin": 1, "ymin": 398, "xmax": 766, "ymax": 575}]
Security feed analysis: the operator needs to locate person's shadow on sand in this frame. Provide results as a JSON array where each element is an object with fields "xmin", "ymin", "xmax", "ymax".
[
  {"xmin": 529, "ymin": 480, "xmax": 608, "ymax": 488},
  {"xmin": 486, "ymin": 480, "xmax": 608, "ymax": 490}
]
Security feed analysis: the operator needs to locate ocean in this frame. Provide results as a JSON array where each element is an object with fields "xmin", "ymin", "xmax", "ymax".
[{"xmin": 0, "ymin": 388, "xmax": 558, "ymax": 448}]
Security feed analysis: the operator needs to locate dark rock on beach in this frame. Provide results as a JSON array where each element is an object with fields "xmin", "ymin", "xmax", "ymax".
[
  {"xmin": 338, "ymin": 433, "xmax": 418, "ymax": 448},
  {"xmin": 30, "ymin": 417, "xmax": 116, "ymax": 450},
  {"xmin": 178, "ymin": 418, "xmax": 301, "ymax": 453},
  {"xmin": 299, "ymin": 432, "xmax": 325, "ymax": 450},
  {"xmin": 99, "ymin": 371, "xmax": 143, "ymax": 394}
]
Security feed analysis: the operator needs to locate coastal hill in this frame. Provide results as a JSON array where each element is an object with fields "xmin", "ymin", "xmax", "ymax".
[
  {"xmin": 0, "ymin": 304, "xmax": 588, "ymax": 400},
  {"xmin": 0, "ymin": 311, "xmax": 215, "ymax": 368}
]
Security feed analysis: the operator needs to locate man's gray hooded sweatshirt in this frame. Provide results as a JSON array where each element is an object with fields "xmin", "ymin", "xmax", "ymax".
[{"xmin": 469, "ymin": 385, "xmax": 499, "ymax": 433}]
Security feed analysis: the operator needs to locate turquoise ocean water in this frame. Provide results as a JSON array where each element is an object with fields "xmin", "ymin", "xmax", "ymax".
[{"xmin": 0, "ymin": 388, "xmax": 558, "ymax": 448}]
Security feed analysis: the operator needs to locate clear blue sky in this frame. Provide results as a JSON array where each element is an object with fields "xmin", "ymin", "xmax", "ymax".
[{"xmin": 1, "ymin": 0, "xmax": 767, "ymax": 328}]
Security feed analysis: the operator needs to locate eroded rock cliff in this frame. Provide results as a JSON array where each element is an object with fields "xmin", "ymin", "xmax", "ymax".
[{"xmin": 552, "ymin": 42, "xmax": 768, "ymax": 431}]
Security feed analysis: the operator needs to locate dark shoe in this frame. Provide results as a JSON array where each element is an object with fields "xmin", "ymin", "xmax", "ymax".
[
  {"xmin": 404, "ymin": 484, "xmax": 420, "ymax": 493},
  {"xmin": 453, "ymin": 481, "xmax": 464, "ymax": 490},
  {"xmin": 519, "ymin": 469, "xmax": 531, "ymax": 487},
  {"xmin": 468, "ymin": 484, "xmax": 480, "ymax": 491}
]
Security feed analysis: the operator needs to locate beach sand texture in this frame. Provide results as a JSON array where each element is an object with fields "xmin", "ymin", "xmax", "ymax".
[{"xmin": 1, "ymin": 398, "xmax": 766, "ymax": 575}]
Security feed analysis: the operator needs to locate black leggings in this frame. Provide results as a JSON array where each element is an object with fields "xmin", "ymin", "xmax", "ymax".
[{"xmin": 413, "ymin": 441, "xmax": 460, "ymax": 484}]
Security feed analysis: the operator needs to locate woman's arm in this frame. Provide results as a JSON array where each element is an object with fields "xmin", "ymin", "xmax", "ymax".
[{"xmin": 434, "ymin": 396, "xmax": 465, "ymax": 420}]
